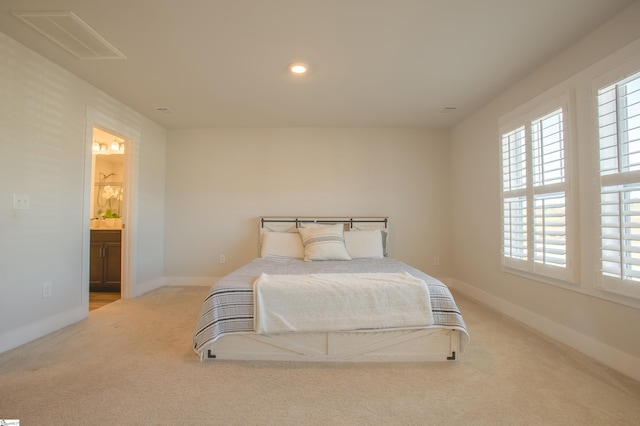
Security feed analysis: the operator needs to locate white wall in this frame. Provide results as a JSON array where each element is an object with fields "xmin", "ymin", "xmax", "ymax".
[
  {"xmin": 164, "ymin": 127, "xmax": 451, "ymax": 281},
  {"xmin": 0, "ymin": 30, "xmax": 167, "ymax": 352},
  {"xmin": 450, "ymin": 1, "xmax": 640, "ymax": 380}
]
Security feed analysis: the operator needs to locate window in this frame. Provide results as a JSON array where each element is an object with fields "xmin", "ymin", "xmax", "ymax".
[
  {"xmin": 596, "ymin": 69, "xmax": 640, "ymax": 298},
  {"xmin": 500, "ymin": 94, "xmax": 575, "ymax": 283}
]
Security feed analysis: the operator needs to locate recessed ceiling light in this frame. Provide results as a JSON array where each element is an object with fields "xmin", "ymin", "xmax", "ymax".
[{"xmin": 289, "ymin": 62, "xmax": 309, "ymax": 75}]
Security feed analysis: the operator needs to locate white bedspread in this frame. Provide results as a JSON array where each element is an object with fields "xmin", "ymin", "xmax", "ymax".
[{"xmin": 253, "ymin": 272, "xmax": 434, "ymax": 334}]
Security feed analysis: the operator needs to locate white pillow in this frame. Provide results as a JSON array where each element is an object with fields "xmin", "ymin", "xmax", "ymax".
[
  {"xmin": 351, "ymin": 223, "xmax": 388, "ymax": 255},
  {"xmin": 261, "ymin": 231, "xmax": 304, "ymax": 259},
  {"xmin": 344, "ymin": 230, "xmax": 384, "ymax": 259},
  {"xmin": 297, "ymin": 224, "xmax": 351, "ymax": 261}
]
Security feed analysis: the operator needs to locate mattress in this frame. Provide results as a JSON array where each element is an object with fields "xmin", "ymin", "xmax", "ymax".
[{"xmin": 192, "ymin": 257, "xmax": 469, "ymax": 356}]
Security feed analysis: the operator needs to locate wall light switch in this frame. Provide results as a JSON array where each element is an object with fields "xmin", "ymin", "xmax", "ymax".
[{"xmin": 13, "ymin": 194, "xmax": 30, "ymax": 210}]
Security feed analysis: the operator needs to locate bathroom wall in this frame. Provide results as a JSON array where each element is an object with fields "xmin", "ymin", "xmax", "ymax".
[{"xmin": 91, "ymin": 154, "xmax": 124, "ymax": 220}]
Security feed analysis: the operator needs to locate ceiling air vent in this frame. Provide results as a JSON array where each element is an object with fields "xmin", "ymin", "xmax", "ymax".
[{"xmin": 11, "ymin": 11, "xmax": 126, "ymax": 60}]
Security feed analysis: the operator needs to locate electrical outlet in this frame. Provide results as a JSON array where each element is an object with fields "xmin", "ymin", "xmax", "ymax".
[
  {"xmin": 43, "ymin": 281, "xmax": 52, "ymax": 298},
  {"xmin": 433, "ymin": 256, "xmax": 440, "ymax": 266},
  {"xmin": 219, "ymin": 254, "xmax": 226, "ymax": 264},
  {"xmin": 13, "ymin": 193, "xmax": 30, "ymax": 210}
]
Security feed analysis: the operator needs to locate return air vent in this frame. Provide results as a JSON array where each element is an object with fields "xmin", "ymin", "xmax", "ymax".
[{"xmin": 11, "ymin": 11, "xmax": 126, "ymax": 60}]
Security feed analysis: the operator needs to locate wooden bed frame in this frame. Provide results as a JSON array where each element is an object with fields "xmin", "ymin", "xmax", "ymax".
[
  {"xmin": 199, "ymin": 217, "xmax": 464, "ymax": 362},
  {"xmin": 205, "ymin": 328, "xmax": 462, "ymax": 362}
]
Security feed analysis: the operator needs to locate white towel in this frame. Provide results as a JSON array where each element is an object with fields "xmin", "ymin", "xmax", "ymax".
[{"xmin": 253, "ymin": 272, "xmax": 433, "ymax": 334}]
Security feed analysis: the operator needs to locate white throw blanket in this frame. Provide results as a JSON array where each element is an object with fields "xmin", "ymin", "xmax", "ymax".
[{"xmin": 253, "ymin": 272, "xmax": 434, "ymax": 334}]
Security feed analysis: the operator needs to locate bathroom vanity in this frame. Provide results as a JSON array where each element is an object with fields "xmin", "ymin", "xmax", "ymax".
[{"xmin": 89, "ymin": 229, "xmax": 121, "ymax": 292}]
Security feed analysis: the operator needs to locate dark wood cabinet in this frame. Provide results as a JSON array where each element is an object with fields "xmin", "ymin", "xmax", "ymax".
[{"xmin": 90, "ymin": 230, "xmax": 121, "ymax": 292}]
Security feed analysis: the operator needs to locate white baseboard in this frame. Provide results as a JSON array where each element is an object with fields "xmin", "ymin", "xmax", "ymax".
[
  {"xmin": 451, "ymin": 279, "xmax": 640, "ymax": 382},
  {"xmin": 163, "ymin": 276, "xmax": 219, "ymax": 287},
  {"xmin": 0, "ymin": 276, "xmax": 219, "ymax": 355},
  {"xmin": 131, "ymin": 276, "xmax": 166, "ymax": 297},
  {"xmin": 437, "ymin": 276, "xmax": 453, "ymax": 287},
  {"xmin": 0, "ymin": 305, "xmax": 87, "ymax": 354},
  {"xmin": 132, "ymin": 275, "xmax": 219, "ymax": 297}
]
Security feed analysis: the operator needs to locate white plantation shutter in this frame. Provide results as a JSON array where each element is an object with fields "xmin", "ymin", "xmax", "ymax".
[
  {"xmin": 599, "ymin": 186, "xmax": 640, "ymax": 280},
  {"xmin": 532, "ymin": 110, "xmax": 568, "ymax": 271},
  {"xmin": 533, "ymin": 192, "xmax": 567, "ymax": 267},
  {"xmin": 500, "ymin": 97, "xmax": 574, "ymax": 282},
  {"xmin": 502, "ymin": 127, "xmax": 528, "ymax": 263},
  {"xmin": 502, "ymin": 126, "xmax": 527, "ymax": 192},
  {"xmin": 503, "ymin": 196, "xmax": 527, "ymax": 261},
  {"xmin": 597, "ymin": 70, "xmax": 640, "ymax": 295},
  {"xmin": 532, "ymin": 110, "xmax": 565, "ymax": 187}
]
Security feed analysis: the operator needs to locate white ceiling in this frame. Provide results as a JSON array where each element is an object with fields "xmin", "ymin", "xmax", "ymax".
[{"xmin": 0, "ymin": 0, "xmax": 635, "ymax": 129}]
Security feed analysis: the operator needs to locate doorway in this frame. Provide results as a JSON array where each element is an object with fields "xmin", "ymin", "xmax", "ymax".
[
  {"xmin": 89, "ymin": 127, "xmax": 125, "ymax": 310},
  {"xmin": 83, "ymin": 106, "xmax": 138, "ymax": 313}
]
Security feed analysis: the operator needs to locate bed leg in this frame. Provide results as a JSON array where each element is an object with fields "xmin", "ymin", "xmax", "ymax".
[
  {"xmin": 447, "ymin": 351, "xmax": 456, "ymax": 361},
  {"xmin": 207, "ymin": 350, "xmax": 217, "ymax": 359}
]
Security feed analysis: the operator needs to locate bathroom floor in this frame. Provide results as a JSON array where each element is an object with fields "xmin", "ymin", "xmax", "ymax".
[{"xmin": 89, "ymin": 292, "xmax": 120, "ymax": 311}]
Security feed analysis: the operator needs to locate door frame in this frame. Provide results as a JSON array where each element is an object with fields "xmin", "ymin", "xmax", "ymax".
[{"xmin": 82, "ymin": 106, "xmax": 139, "ymax": 308}]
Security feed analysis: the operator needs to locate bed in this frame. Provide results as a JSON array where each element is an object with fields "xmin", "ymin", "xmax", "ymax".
[{"xmin": 193, "ymin": 217, "xmax": 469, "ymax": 362}]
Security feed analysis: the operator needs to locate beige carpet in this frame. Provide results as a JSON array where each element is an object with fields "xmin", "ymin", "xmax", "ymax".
[{"xmin": 1, "ymin": 285, "xmax": 639, "ymax": 425}]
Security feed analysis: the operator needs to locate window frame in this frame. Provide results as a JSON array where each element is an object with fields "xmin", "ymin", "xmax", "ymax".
[
  {"xmin": 499, "ymin": 92, "xmax": 578, "ymax": 285},
  {"xmin": 593, "ymin": 58, "xmax": 640, "ymax": 301}
]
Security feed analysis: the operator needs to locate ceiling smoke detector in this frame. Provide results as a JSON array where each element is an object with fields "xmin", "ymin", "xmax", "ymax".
[
  {"xmin": 11, "ymin": 10, "xmax": 126, "ymax": 60},
  {"xmin": 154, "ymin": 107, "xmax": 174, "ymax": 115},
  {"xmin": 440, "ymin": 106, "xmax": 457, "ymax": 114}
]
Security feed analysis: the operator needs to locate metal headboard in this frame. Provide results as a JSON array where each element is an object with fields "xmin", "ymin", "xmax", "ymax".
[{"xmin": 260, "ymin": 217, "xmax": 388, "ymax": 229}]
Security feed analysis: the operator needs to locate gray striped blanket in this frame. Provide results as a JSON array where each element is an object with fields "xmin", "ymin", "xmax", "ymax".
[{"xmin": 193, "ymin": 257, "xmax": 469, "ymax": 357}]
